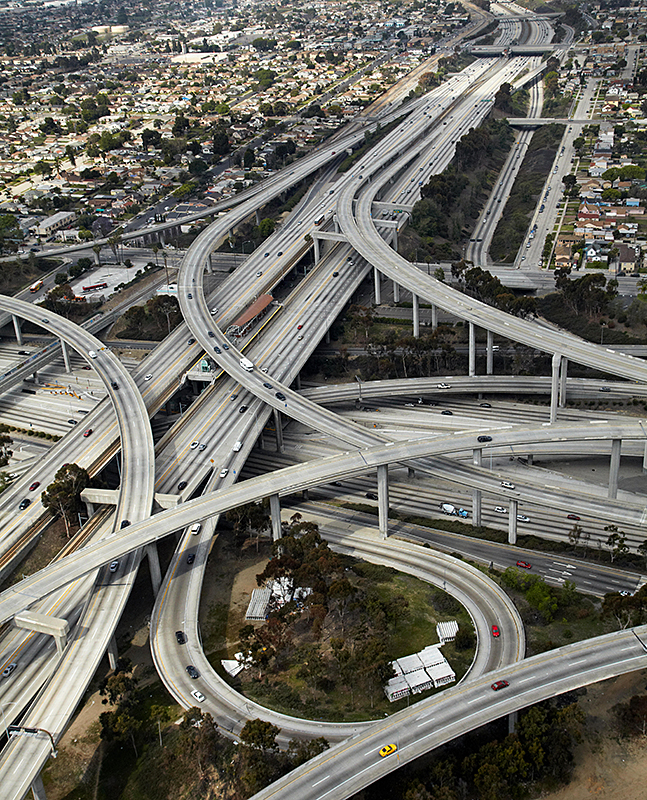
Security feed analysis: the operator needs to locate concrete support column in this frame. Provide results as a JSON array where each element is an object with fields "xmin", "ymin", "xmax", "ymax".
[
  {"xmin": 302, "ymin": 488, "xmax": 309, "ymax": 500},
  {"xmin": 145, "ymin": 542, "xmax": 161, "ymax": 596},
  {"xmin": 559, "ymin": 357, "xmax": 568, "ymax": 408},
  {"xmin": 549, "ymin": 352, "xmax": 561, "ymax": 423},
  {"xmin": 313, "ymin": 237, "xmax": 320, "ymax": 265},
  {"xmin": 473, "ymin": 448, "xmax": 482, "ymax": 467},
  {"xmin": 273, "ymin": 408, "xmax": 283, "ymax": 453},
  {"xmin": 54, "ymin": 633, "xmax": 66, "ymax": 657},
  {"xmin": 255, "ymin": 209, "xmax": 261, "ymax": 225},
  {"xmin": 60, "ymin": 339, "xmax": 71, "ymax": 373},
  {"xmin": 431, "ymin": 304, "xmax": 438, "ymax": 330},
  {"xmin": 93, "ymin": 249, "xmax": 101, "ymax": 265},
  {"xmin": 608, "ymin": 438, "xmax": 621, "ymax": 499},
  {"xmin": 12, "ymin": 314, "xmax": 23, "ymax": 345},
  {"xmin": 527, "ymin": 454, "xmax": 533, "ymax": 465},
  {"xmin": 325, "ymin": 329, "xmax": 331, "ymax": 344},
  {"xmin": 472, "ymin": 490, "xmax": 481, "ymax": 526},
  {"xmin": 85, "ymin": 500, "xmax": 95, "ymax": 517},
  {"xmin": 413, "ymin": 294, "xmax": 420, "ymax": 339},
  {"xmin": 228, "ymin": 227, "xmax": 234, "ymax": 239},
  {"xmin": 31, "ymin": 775, "xmax": 48, "ymax": 800},
  {"xmin": 206, "ymin": 253, "xmax": 213, "ymax": 274},
  {"xmin": 392, "ymin": 227, "xmax": 398, "ymax": 251},
  {"xmin": 508, "ymin": 711, "xmax": 518, "ymax": 734},
  {"xmin": 486, "ymin": 330, "xmax": 494, "ymax": 375},
  {"xmin": 269, "ymin": 493, "xmax": 282, "ymax": 542},
  {"xmin": 407, "ymin": 466, "xmax": 415, "ymax": 479},
  {"xmin": 508, "ymin": 499, "xmax": 518, "ymax": 545},
  {"xmin": 373, "ymin": 266, "xmax": 381, "ymax": 305},
  {"xmin": 643, "ymin": 441, "xmax": 647, "ymax": 473},
  {"xmin": 468, "ymin": 321, "xmax": 476, "ymax": 377},
  {"xmin": 377, "ymin": 464, "xmax": 389, "ymax": 539},
  {"xmin": 333, "ymin": 215, "xmax": 340, "ymax": 234},
  {"xmin": 107, "ymin": 634, "xmax": 119, "ymax": 671},
  {"xmin": 294, "ymin": 373, "xmax": 301, "ymax": 391},
  {"xmin": 393, "ymin": 281, "xmax": 400, "ymax": 303}
]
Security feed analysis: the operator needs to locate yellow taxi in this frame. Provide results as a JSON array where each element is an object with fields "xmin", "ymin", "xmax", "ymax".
[{"xmin": 379, "ymin": 743, "xmax": 398, "ymax": 758}]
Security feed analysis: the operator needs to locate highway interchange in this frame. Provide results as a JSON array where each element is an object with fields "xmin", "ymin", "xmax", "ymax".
[{"xmin": 1, "ymin": 3, "xmax": 647, "ymax": 799}]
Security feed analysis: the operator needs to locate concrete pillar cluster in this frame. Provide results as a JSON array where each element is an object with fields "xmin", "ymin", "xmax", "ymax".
[
  {"xmin": 377, "ymin": 464, "xmax": 389, "ymax": 539},
  {"xmin": 608, "ymin": 438, "xmax": 621, "ymax": 499},
  {"xmin": 373, "ymin": 266, "xmax": 381, "ymax": 305},
  {"xmin": 508, "ymin": 499, "xmax": 518, "ymax": 545},
  {"xmin": 413, "ymin": 294, "xmax": 420, "ymax": 339},
  {"xmin": 468, "ymin": 322, "xmax": 476, "ymax": 377},
  {"xmin": 486, "ymin": 330, "xmax": 494, "ymax": 375}
]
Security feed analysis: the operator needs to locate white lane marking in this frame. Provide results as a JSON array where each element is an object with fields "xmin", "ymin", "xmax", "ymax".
[
  {"xmin": 313, "ymin": 776, "xmax": 330, "ymax": 787},
  {"xmin": 571, "ymin": 659, "xmax": 586, "ymax": 665}
]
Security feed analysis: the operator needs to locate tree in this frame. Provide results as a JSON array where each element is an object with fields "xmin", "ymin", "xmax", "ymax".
[
  {"xmin": 41, "ymin": 463, "xmax": 90, "ymax": 537},
  {"xmin": 638, "ymin": 540, "xmax": 647, "ymax": 568},
  {"xmin": 0, "ymin": 425, "xmax": 12, "ymax": 466},
  {"xmin": 258, "ymin": 218, "xmax": 275, "ymax": 238},
  {"xmin": 141, "ymin": 128, "xmax": 162, "ymax": 151},
  {"xmin": 605, "ymin": 524, "xmax": 629, "ymax": 562},
  {"xmin": 240, "ymin": 718, "xmax": 280, "ymax": 751}
]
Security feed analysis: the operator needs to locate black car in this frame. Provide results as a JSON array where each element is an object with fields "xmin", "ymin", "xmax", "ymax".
[
  {"xmin": 333, "ymin": 271, "xmax": 339, "ymax": 277},
  {"xmin": 276, "ymin": 392, "xmax": 286, "ymax": 401},
  {"xmin": 477, "ymin": 435, "xmax": 492, "ymax": 443},
  {"xmin": 178, "ymin": 480, "xmax": 188, "ymax": 490},
  {"xmin": 331, "ymin": 481, "xmax": 342, "ymax": 487},
  {"xmin": 214, "ymin": 346, "xmax": 221, "ymax": 354},
  {"xmin": 120, "ymin": 519, "xmax": 131, "ymax": 529},
  {"xmin": 239, "ymin": 405, "xmax": 248, "ymax": 413},
  {"xmin": 263, "ymin": 382, "xmax": 273, "ymax": 389},
  {"xmin": 111, "ymin": 381, "xmax": 118, "ymax": 389},
  {"xmin": 186, "ymin": 665, "xmax": 199, "ymax": 679},
  {"xmin": 365, "ymin": 492, "xmax": 378, "ymax": 500},
  {"xmin": 479, "ymin": 402, "xmax": 492, "ymax": 408},
  {"xmin": 441, "ymin": 410, "xmax": 453, "ymax": 415},
  {"xmin": 67, "ymin": 418, "xmax": 77, "ymax": 425},
  {"xmin": 187, "ymin": 553, "xmax": 195, "ymax": 565},
  {"xmin": 208, "ymin": 331, "xmax": 215, "ymax": 338},
  {"xmin": 222, "ymin": 343, "xmax": 229, "ymax": 350},
  {"xmin": 175, "ymin": 631, "xmax": 186, "ymax": 645},
  {"xmin": 18, "ymin": 498, "xmax": 30, "ymax": 510},
  {"xmin": 187, "ymin": 293, "xmax": 193, "ymax": 299},
  {"xmin": 188, "ymin": 338, "xmax": 196, "ymax": 345}
]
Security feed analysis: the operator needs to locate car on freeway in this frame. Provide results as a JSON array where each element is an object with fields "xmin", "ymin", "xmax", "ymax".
[
  {"xmin": 29, "ymin": 481, "xmax": 40, "ymax": 491},
  {"xmin": 190, "ymin": 523, "xmax": 201, "ymax": 535},
  {"xmin": 494, "ymin": 506, "xmax": 507, "ymax": 514},
  {"xmin": 441, "ymin": 409, "xmax": 453, "ymax": 415},
  {"xmin": 437, "ymin": 382, "xmax": 451, "ymax": 389},
  {"xmin": 120, "ymin": 520, "xmax": 131, "ymax": 529},
  {"xmin": 208, "ymin": 331, "xmax": 215, "ymax": 338},
  {"xmin": 491, "ymin": 680, "xmax": 509, "ymax": 691},
  {"xmin": 567, "ymin": 514, "xmax": 580, "ymax": 520},
  {"xmin": 599, "ymin": 387, "xmax": 611, "ymax": 392},
  {"xmin": 232, "ymin": 441, "xmax": 242, "ymax": 452},
  {"xmin": 477, "ymin": 436, "xmax": 492, "ymax": 443},
  {"xmin": 230, "ymin": 394, "xmax": 237, "ymax": 401},
  {"xmin": 211, "ymin": 307, "xmax": 219, "ymax": 315},
  {"xmin": 214, "ymin": 345, "xmax": 221, "ymax": 354},
  {"xmin": 620, "ymin": 590, "xmax": 632, "ymax": 597},
  {"xmin": 297, "ymin": 324, "xmax": 303, "ymax": 330},
  {"xmin": 263, "ymin": 383, "xmax": 273, "ymax": 389},
  {"xmin": 239, "ymin": 405, "xmax": 248, "ymax": 413},
  {"xmin": 331, "ymin": 481, "xmax": 342, "ymax": 487},
  {"xmin": 222, "ymin": 343, "xmax": 229, "ymax": 350},
  {"xmin": 517, "ymin": 515, "xmax": 530, "ymax": 523},
  {"xmin": 516, "ymin": 560, "xmax": 532, "ymax": 569},
  {"xmin": 500, "ymin": 481, "xmax": 515, "ymax": 489},
  {"xmin": 260, "ymin": 367, "xmax": 268, "ymax": 373},
  {"xmin": 187, "ymin": 553, "xmax": 196, "ymax": 565},
  {"xmin": 379, "ymin": 744, "xmax": 397, "ymax": 758},
  {"xmin": 187, "ymin": 338, "xmax": 195, "ymax": 345},
  {"xmin": 277, "ymin": 251, "xmax": 283, "ymax": 256},
  {"xmin": 2, "ymin": 663, "xmax": 17, "ymax": 678},
  {"xmin": 178, "ymin": 481, "xmax": 188, "ymax": 490},
  {"xmin": 220, "ymin": 467, "xmax": 229, "ymax": 478},
  {"xmin": 110, "ymin": 381, "xmax": 119, "ymax": 390},
  {"xmin": 297, "ymin": 335, "xmax": 303, "ymax": 340},
  {"xmin": 18, "ymin": 498, "xmax": 30, "ymax": 510},
  {"xmin": 83, "ymin": 429, "xmax": 93, "ymax": 438},
  {"xmin": 479, "ymin": 402, "xmax": 491, "ymax": 408},
  {"xmin": 332, "ymin": 271, "xmax": 339, "ymax": 277},
  {"xmin": 198, "ymin": 443, "xmax": 207, "ymax": 452},
  {"xmin": 405, "ymin": 403, "xmax": 415, "ymax": 407},
  {"xmin": 187, "ymin": 293, "xmax": 192, "ymax": 299},
  {"xmin": 365, "ymin": 492, "xmax": 378, "ymax": 500},
  {"xmin": 276, "ymin": 392, "xmax": 286, "ymax": 401},
  {"xmin": 68, "ymin": 418, "xmax": 77, "ymax": 425},
  {"xmin": 175, "ymin": 631, "xmax": 186, "ymax": 645},
  {"xmin": 190, "ymin": 441, "xmax": 199, "ymax": 450},
  {"xmin": 191, "ymin": 689, "xmax": 206, "ymax": 703},
  {"xmin": 186, "ymin": 665, "xmax": 200, "ymax": 679},
  {"xmin": 144, "ymin": 374, "xmax": 153, "ymax": 381},
  {"xmin": 491, "ymin": 625, "xmax": 500, "ymax": 638},
  {"xmin": 109, "ymin": 561, "xmax": 119, "ymax": 573},
  {"xmin": 256, "ymin": 271, "xmax": 263, "ymax": 277}
]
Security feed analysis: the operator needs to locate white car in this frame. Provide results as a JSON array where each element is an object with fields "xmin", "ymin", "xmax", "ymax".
[
  {"xmin": 190, "ymin": 523, "xmax": 201, "ymax": 535},
  {"xmin": 516, "ymin": 514, "xmax": 530, "ymax": 523},
  {"xmin": 109, "ymin": 561, "xmax": 119, "ymax": 572},
  {"xmin": 211, "ymin": 307, "xmax": 219, "ymax": 315},
  {"xmin": 219, "ymin": 467, "xmax": 229, "ymax": 478},
  {"xmin": 144, "ymin": 374, "xmax": 153, "ymax": 381},
  {"xmin": 190, "ymin": 441, "xmax": 199, "ymax": 450},
  {"xmin": 2, "ymin": 663, "xmax": 16, "ymax": 678},
  {"xmin": 437, "ymin": 383, "xmax": 451, "ymax": 389},
  {"xmin": 500, "ymin": 481, "xmax": 515, "ymax": 490},
  {"xmin": 494, "ymin": 506, "xmax": 507, "ymax": 514},
  {"xmin": 260, "ymin": 367, "xmax": 268, "ymax": 374},
  {"xmin": 191, "ymin": 689, "xmax": 205, "ymax": 703}
]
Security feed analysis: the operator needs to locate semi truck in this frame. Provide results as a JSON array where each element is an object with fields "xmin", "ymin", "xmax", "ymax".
[{"xmin": 440, "ymin": 503, "xmax": 468, "ymax": 518}]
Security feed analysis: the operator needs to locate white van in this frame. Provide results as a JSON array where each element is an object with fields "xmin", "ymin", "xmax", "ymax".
[
  {"xmin": 232, "ymin": 441, "xmax": 242, "ymax": 452},
  {"xmin": 190, "ymin": 523, "xmax": 201, "ymax": 535},
  {"xmin": 240, "ymin": 357, "xmax": 254, "ymax": 372}
]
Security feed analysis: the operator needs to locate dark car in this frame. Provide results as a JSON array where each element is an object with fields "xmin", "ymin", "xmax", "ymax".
[
  {"xmin": 264, "ymin": 252, "xmax": 270, "ymax": 257},
  {"xmin": 331, "ymin": 481, "xmax": 342, "ymax": 487},
  {"xmin": 276, "ymin": 392, "xmax": 286, "ymax": 401},
  {"xmin": 29, "ymin": 481, "xmax": 40, "ymax": 491},
  {"xmin": 120, "ymin": 520, "xmax": 131, "ymax": 529},
  {"xmin": 477, "ymin": 435, "xmax": 492, "ymax": 443},
  {"xmin": 516, "ymin": 560, "xmax": 531, "ymax": 570},
  {"xmin": 492, "ymin": 625, "xmax": 500, "ymax": 638},
  {"xmin": 491, "ymin": 680, "xmax": 509, "ymax": 691},
  {"xmin": 567, "ymin": 514, "xmax": 580, "ymax": 520},
  {"xmin": 187, "ymin": 553, "xmax": 195, "ymax": 565},
  {"xmin": 83, "ymin": 429, "xmax": 93, "ymax": 437},
  {"xmin": 67, "ymin": 418, "xmax": 77, "ymax": 425},
  {"xmin": 187, "ymin": 293, "xmax": 193, "ymax": 299},
  {"xmin": 239, "ymin": 405, "xmax": 248, "ymax": 413},
  {"xmin": 479, "ymin": 402, "xmax": 492, "ymax": 408},
  {"xmin": 178, "ymin": 480, "xmax": 188, "ymax": 490},
  {"xmin": 599, "ymin": 387, "xmax": 611, "ymax": 392},
  {"xmin": 365, "ymin": 492, "xmax": 378, "ymax": 500},
  {"xmin": 214, "ymin": 346, "xmax": 221, "ymax": 354},
  {"xmin": 18, "ymin": 498, "xmax": 30, "ymax": 510},
  {"xmin": 208, "ymin": 331, "xmax": 215, "ymax": 338},
  {"xmin": 110, "ymin": 381, "xmax": 118, "ymax": 390},
  {"xmin": 222, "ymin": 343, "xmax": 229, "ymax": 350},
  {"xmin": 263, "ymin": 383, "xmax": 273, "ymax": 389},
  {"xmin": 441, "ymin": 410, "xmax": 453, "ymax": 416},
  {"xmin": 175, "ymin": 631, "xmax": 186, "ymax": 645},
  {"xmin": 188, "ymin": 338, "xmax": 196, "ymax": 345},
  {"xmin": 186, "ymin": 665, "xmax": 199, "ymax": 679},
  {"xmin": 333, "ymin": 271, "xmax": 339, "ymax": 277}
]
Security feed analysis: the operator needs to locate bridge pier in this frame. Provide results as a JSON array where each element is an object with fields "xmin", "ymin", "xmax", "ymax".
[
  {"xmin": 377, "ymin": 464, "xmax": 389, "ymax": 539},
  {"xmin": 206, "ymin": 253, "xmax": 213, "ymax": 274},
  {"xmin": 472, "ymin": 448, "xmax": 482, "ymax": 526},
  {"xmin": 608, "ymin": 438, "xmax": 621, "ymax": 499},
  {"xmin": 468, "ymin": 322, "xmax": 476, "ymax": 377},
  {"xmin": 486, "ymin": 330, "xmax": 494, "ymax": 375},
  {"xmin": 559, "ymin": 357, "xmax": 568, "ymax": 407},
  {"xmin": 325, "ymin": 328, "xmax": 331, "ymax": 344},
  {"xmin": 107, "ymin": 634, "xmax": 119, "ymax": 671},
  {"xmin": 373, "ymin": 266, "xmax": 381, "ymax": 305},
  {"xmin": 393, "ymin": 281, "xmax": 400, "ymax": 303},
  {"xmin": 145, "ymin": 542, "xmax": 162, "ymax": 595},
  {"xmin": 31, "ymin": 775, "xmax": 48, "ymax": 800},
  {"xmin": 413, "ymin": 294, "xmax": 420, "ymax": 338},
  {"xmin": 643, "ymin": 441, "xmax": 647, "ymax": 474},
  {"xmin": 294, "ymin": 373, "xmax": 301, "ymax": 391},
  {"xmin": 12, "ymin": 314, "xmax": 23, "ymax": 345},
  {"xmin": 313, "ymin": 237, "xmax": 320, "ymax": 265},
  {"xmin": 255, "ymin": 209, "xmax": 261, "ymax": 225},
  {"xmin": 407, "ymin": 466, "xmax": 415, "ymax": 479},
  {"xmin": 273, "ymin": 408, "xmax": 283, "ymax": 453},
  {"xmin": 60, "ymin": 339, "xmax": 71, "ymax": 373},
  {"xmin": 431, "ymin": 304, "xmax": 438, "ymax": 330},
  {"xmin": 508, "ymin": 499, "xmax": 518, "ymax": 544},
  {"xmin": 549, "ymin": 352, "xmax": 561, "ymax": 423},
  {"xmin": 508, "ymin": 710, "xmax": 518, "ymax": 734},
  {"xmin": 269, "ymin": 493, "xmax": 282, "ymax": 542}
]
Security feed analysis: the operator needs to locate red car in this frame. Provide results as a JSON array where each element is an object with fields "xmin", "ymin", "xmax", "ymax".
[
  {"xmin": 567, "ymin": 514, "xmax": 580, "ymax": 520},
  {"xmin": 83, "ymin": 429, "xmax": 93, "ymax": 438},
  {"xmin": 491, "ymin": 680, "xmax": 509, "ymax": 691},
  {"xmin": 516, "ymin": 560, "xmax": 531, "ymax": 569},
  {"xmin": 29, "ymin": 481, "xmax": 40, "ymax": 491},
  {"xmin": 491, "ymin": 625, "xmax": 500, "ymax": 638},
  {"xmin": 297, "ymin": 324, "xmax": 303, "ymax": 330}
]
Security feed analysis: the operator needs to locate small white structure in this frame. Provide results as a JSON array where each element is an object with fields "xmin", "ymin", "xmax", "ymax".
[
  {"xmin": 221, "ymin": 659, "xmax": 245, "ymax": 677},
  {"xmin": 436, "ymin": 620, "xmax": 459, "ymax": 644},
  {"xmin": 245, "ymin": 587, "xmax": 272, "ymax": 621},
  {"xmin": 384, "ymin": 642, "xmax": 457, "ymax": 702},
  {"xmin": 157, "ymin": 283, "xmax": 178, "ymax": 297},
  {"xmin": 244, "ymin": 579, "xmax": 312, "ymax": 621}
]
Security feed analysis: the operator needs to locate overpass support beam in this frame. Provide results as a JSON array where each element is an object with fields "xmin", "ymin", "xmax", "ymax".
[
  {"xmin": 508, "ymin": 499, "xmax": 518, "ymax": 545},
  {"xmin": 559, "ymin": 357, "xmax": 568, "ymax": 407},
  {"xmin": 373, "ymin": 266, "xmax": 381, "ymax": 305},
  {"xmin": 269, "ymin": 493, "xmax": 282, "ymax": 542},
  {"xmin": 413, "ymin": 294, "xmax": 420, "ymax": 339},
  {"xmin": 608, "ymin": 438, "xmax": 621, "ymax": 499},
  {"xmin": 377, "ymin": 464, "xmax": 389, "ymax": 539},
  {"xmin": 468, "ymin": 322, "xmax": 476, "ymax": 377},
  {"xmin": 313, "ymin": 237, "xmax": 320, "ymax": 265},
  {"xmin": 273, "ymin": 408, "xmax": 283, "ymax": 453},
  {"xmin": 393, "ymin": 281, "xmax": 400, "ymax": 303},
  {"xmin": 60, "ymin": 339, "xmax": 71, "ymax": 373},
  {"xmin": 431, "ymin": 304, "xmax": 438, "ymax": 330},
  {"xmin": 31, "ymin": 775, "xmax": 47, "ymax": 800},
  {"xmin": 12, "ymin": 314, "xmax": 23, "ymax": 345},
  {"xmin": 486, "ymin": 330, "xmax": 494, "ymax": 375},
  {"xmin": 107, "ymin": 634, "xmax": 119, "ymax": 671},
  {"xmin": 145, "ymin": 542, "xmax": 161, "ymax": 595},
  {"xmin": 206, "ymin": 253, "xmax": 213, "ymax": 274},
  {"xmin": 549, "ymin": 352, "xmax": 561, "ymax": 423}
]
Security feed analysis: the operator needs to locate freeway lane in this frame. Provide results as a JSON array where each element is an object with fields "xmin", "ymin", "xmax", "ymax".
[{"xmin": 248, "ymin": 625, "xmax": 647, "ymax": 800}]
